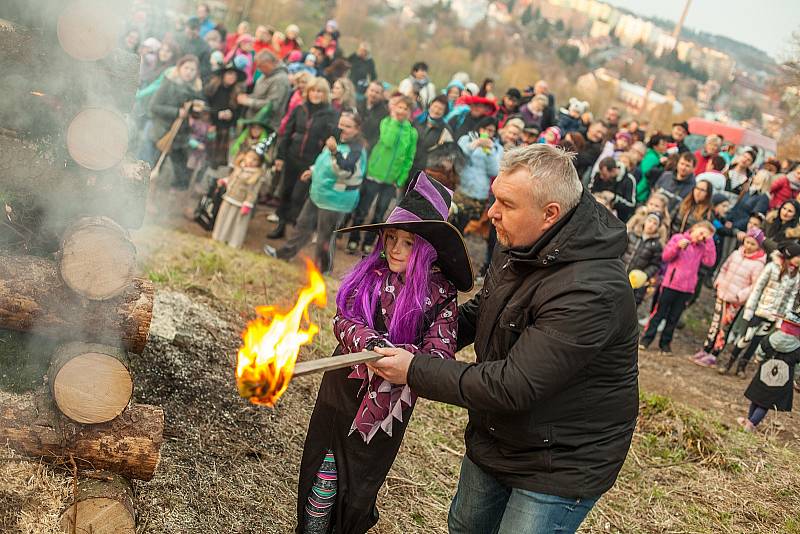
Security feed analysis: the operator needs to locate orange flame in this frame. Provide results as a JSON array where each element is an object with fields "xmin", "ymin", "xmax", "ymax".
[{"xmin": 235, "ymin": 259, "xmax": 327, "ymax": 406}]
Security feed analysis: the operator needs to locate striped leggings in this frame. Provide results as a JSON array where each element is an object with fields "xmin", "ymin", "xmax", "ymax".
[{"xmin": 303, "ymin": 450, "xmax": 337, "ymax": 533}]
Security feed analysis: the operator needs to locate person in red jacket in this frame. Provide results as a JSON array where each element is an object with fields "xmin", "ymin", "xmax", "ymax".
[
  {"xmin": 693, "ymin": 134, "xmax": 722, "ymax": 176},
  {"xmin": 769, "ymin": 162, "xmax": 800, "ymax": 210}
]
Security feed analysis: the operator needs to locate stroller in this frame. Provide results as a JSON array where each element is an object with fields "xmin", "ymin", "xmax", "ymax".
[{"xmin": 194, "ymin": 131, "xmax": 277, "ymax": 231}]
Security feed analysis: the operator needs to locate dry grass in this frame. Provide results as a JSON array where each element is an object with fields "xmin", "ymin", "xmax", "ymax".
[
  {"xmin": 2, "ymin": 225, "xmax": 800, "ymax": 533},
  {"xmin": 0, "ymin": 444, "xmax": 71, "ymax": 534}
]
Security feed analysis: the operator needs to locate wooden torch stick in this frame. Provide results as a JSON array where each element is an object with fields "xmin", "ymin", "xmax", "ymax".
[{"xmin": 292, "ymin": 351, "xmax": 384, "ymax": 377}]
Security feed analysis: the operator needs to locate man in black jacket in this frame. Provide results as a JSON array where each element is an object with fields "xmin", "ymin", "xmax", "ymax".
[
  {"xmin": 589, "ymin": 157, "xmax": 636, "ymax": 221},
  {"xmin": 574, "ymin": 121, "xmax": 607, "ymax": 183},
  {"xmin": 347, "ymin": 42, "xmax": 378, "ymax": 97},
  {"xmin": 370, "ymin": 144, "xmax": 639, "ymax": 534},
  {"xmin": 356, "ymin": 81, "xmax": 389, "ymax": 151}
]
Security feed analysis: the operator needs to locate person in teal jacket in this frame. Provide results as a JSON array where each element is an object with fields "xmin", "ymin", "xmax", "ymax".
[
  {"xmin": 265, "ymin": 111, "xmax": 367, "ymax": 274},
  {"xmin": 636, "ymin": 133, "xmax": 669, "ymax": 203},
  {"xmin": 347, "ymin": 94, "xmax": 418, "ymax": 254}
]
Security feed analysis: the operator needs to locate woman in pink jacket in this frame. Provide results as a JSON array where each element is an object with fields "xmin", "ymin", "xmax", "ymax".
[
  {"xmin": 640, "ymin": 221, "xmax": 717, "ymax": 354},
  {"xmin": 693, "ymin": 228, "xmax": 767, "ymax": 367}
]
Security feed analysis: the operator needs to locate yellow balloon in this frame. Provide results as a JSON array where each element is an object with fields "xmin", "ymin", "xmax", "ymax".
[{"xmin": 629, "ymin": 270, "xmax": 648, "ymax": 289}]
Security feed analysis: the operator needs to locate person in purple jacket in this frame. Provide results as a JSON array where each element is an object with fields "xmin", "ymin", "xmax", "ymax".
[{"xmin": 640, "ymin": 220, "xmax": 717, "ymax": 354}]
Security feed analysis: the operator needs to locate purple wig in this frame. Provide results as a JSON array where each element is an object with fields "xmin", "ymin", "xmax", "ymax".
[{"xmin": 336, "ymin": 231, "xmax": 438, "ymax": 345}]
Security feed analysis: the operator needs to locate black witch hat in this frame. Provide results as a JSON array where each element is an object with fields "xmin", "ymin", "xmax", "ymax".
[{"xmin": 337, "ymin": 172, "xmax": 474, "ymax": 291}]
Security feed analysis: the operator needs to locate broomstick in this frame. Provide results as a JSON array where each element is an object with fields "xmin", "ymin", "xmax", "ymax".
[{"xmin": 150, "ymin": 101, "xmax": 191, "ymax": 180}]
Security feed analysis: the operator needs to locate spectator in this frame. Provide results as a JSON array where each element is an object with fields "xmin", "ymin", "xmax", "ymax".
[
  {"xmin": 410, "ymin": 95, "xmax": 453, "ymax": 179},
  {"xmin": 331, "ymin": 77, "xmax": 357, "ymax": 113},
  {"xmin": 668, "ymin": 121, "xmax": 690, "ymax": 154},
  {"xmin": 281, "ymin": 24, "xmax": 303, "ymax": 58},
  {"xmin": 265, "ymin": 111, "xmax": 367, "ymax": 274},
  {"xmin": 444, "ymin": 80, "xmax": 465, "ymax": 112},
  {"xmin": 278, "ymin": 71, "xmax": 313, "ymax": 135},
  {"xmin": 347, "ymin": 42, "xmax": 377, "ymax": 97},
  {"xmin": 653, "ymin": 151, "xmax": 697, "ymax": 211},
  {"xmin": 211, "ymin": 146, "xmax": 266, "ymax": 248},
  {"xmin": 623, "ymin": 211, "xmax": 665, "ymax": 305},
  {"xmin": 728, "ymin": 169, "xmax": 771, "ymax": 230},
  {"xmin": 357, "ymin": 81, "xmax": 389, "ymax": 150},
  {"xmin": 696, "ymin": 155, "xmax": 727, "ymax": 195},
  {"xmin": 670, "ymin": 178, "xmax": 713, "ymax": 235},
  {"xmin": 533, "ymin": 79, "xmax": 556, "ymax": 129},
  {"xmin": 763, "ymin": 200, "xmax": 800, "ymax": 253},
  {"xmin": 253, "ymin": 25, "xmax": 273, "ymax": 54},
  {"xmin": 478, "ymin": 78, "xmax": 495, "ymax": 100},
  {"xmin": 204, "ymin": 62, "xmax": 246, "ymax": 169},
  {"xmin": 693, "ymin": 134, "xmax": 722, "ymax": 176},
  {"xmin": 224, "ymin": 34, "xmax": 255, "ymax": 85},
  {"xmin": 237, "ymin": 50, "xmax": 291, "ymax": 133},
  {"xmin": 769, "ymin": 161, "xmax": 800, "ymax": 209},
  {"xmin": 179, "ymin": 17, "xmax": 212, "ymax": 80},
  {"xmin": 148, "ymin": 55, "xmax": 202, "ymax": 190},
  {"xmin": 122, "ymin": 28, "xmax": 140, "ymax": 54},
  {"xmin": 636, "ymin": 133, "xmax": 669, "ymax": 203},
  {"xmin": 448, "ymin": 95, "xmax": 498, "ymax": 140},
  {"xmin": 196, "ymin": 3, "xmax": 215, "ymax": 37},
  {"xmin": 496, "ymin": 88, "xmax": 520, "ymax": 128},
  {"xmin": 499, "ymin": 117, "xmax": 524, "ymax": 150},
  {"xmin": 640, "ymin": 221, "xmax": 717, "ymax": 354},
  {"xmin": 518, "ymin": 94, "xmax": 549, "ymax": 133},
  {"xmin": 225, "ymin": 21, "xmax": 250, "ymax": 54},
  {"xmin": 347, "ymin": 94, "xmax": 418, "ymax": 254},
  {"xmin": 271, "ymin": 77, "xmax": 338, "ymax": 238},
  {"xmin": 451, "ymin": 116, "xmax": 503, "ymax": 233},
  {"xmin": 588, "ymin": 157, "xmax": 636, "ymax": 222},
  {"xmin": 574, "ymin": 121, "xmax": 607, "ymax": 181},
  {"xmin": 398, "ymin": 61, "xmax": 436, "ymax": 107},
  {"xmin": 628, "ymin": 192, "xmax": 672, "ymax": 239},
  {"xmin": 603, "ymin": 106, "xmax": 621, "ymax": 137},
  {"xmin": 592, "ymin": 130, "xmax": 632, "ymax": 176},
  {"xmin": 557, "ymin": 97, "xmax": 589, "ymax": 135}
]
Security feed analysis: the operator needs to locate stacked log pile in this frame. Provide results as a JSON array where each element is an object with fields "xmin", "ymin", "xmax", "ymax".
[{"xmin": 0, "ymin": 1, "xmax": 162, "ymax": 532}]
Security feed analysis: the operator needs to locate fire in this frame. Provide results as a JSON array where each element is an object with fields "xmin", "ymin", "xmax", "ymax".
[{"xmin": 235, "ymin": 259, "xmax": 327, "ymax": 406}]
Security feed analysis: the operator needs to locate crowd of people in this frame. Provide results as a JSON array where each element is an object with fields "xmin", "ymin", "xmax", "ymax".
[{"xmin": 129, "ymin": 0, "xmax": 798, "ymax": 474}]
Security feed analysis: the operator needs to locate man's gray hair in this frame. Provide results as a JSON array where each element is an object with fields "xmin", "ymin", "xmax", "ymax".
[
  {"xmin": 500, "ymin": 144, "xmax": 582, "ymax": 212},
  {"xmin": 255, "ymin": 50, "xmax": 278, "ymax": 64}
]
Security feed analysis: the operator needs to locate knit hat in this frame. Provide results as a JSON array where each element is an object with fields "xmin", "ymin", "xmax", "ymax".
[
  {"xmin": 645, "ymin": 211, "xmax": 662, "ymax": 225},
  {"xmin": 781, "ymin": 241, "xmax": 800, "ymax": 259},
  {"xmin": 615, "ymin": 130, "xmax": 632, "ymax": 143},
  {"xmin": 711, "ymin": 193, "xmax": 729, "ymax": 207},
  {"xmin": 505, "ymin": 87, "xmax": 522, "ymax": 100},
  {"xmin": 746, "ymin": 227, "xmax": 765, "ymax": 246}
]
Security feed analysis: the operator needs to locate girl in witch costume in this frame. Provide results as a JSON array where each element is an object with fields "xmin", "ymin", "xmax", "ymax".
[
  {"xmin": 296, "ymin": 173, "xmax": 473, "ymax": 534},
  {"xmin": 737, "ymin": 311, "xmax": 800, "ymax": 432}
]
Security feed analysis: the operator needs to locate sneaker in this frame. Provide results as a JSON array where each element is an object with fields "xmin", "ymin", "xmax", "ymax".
[
  {"xmin": 693, "ymin": 352, "xmax": 717, "ymax": 368},
  {"xmin": 266, "ymin": 213, "xmax": 280, "ymax": 223},
  {"xmin": 658, "ymin": 346, "xmax": 672, "ymax": 355},
  {"xmin": 735, "ymin": 369, "xmax": 747, "ymax": 379},
  {"xmin": 346, "ymin": 241, "xmax": 359, "ymax": 254},
  {"xmin": 263, "ymin": 245, "xmax": 277, "ymax": 258},
  {"xmin": 638, "ymin": 342, "xmax": 651, "ymax": 352}
]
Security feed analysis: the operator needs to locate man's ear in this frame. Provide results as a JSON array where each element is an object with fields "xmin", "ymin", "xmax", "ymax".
[{"xmin": 541, "ymin": 202, "xmax": 562, "ymax": 231}]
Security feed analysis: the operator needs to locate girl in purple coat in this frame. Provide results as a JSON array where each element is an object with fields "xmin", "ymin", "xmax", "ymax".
[
  {"xmin": 295, "ymin": 173, "xmax": 473, "ymax": 534},
  {"xmin": 640, "ymin": 220, "xmax": 717, "ymax": 354}
]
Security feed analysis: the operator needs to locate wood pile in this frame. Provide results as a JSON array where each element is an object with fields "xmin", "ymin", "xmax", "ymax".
[{"xmin": 0, "ymin": 1, "xmax": 162, "ymax": 532}]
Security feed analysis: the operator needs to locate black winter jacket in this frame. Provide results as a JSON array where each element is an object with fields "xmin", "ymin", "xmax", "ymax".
[
  {"xmin": 277, "ymin": 102, "xmax": 338, "ymax": 168},
  {"xmin": 408, "ymin": 190, "xmax": 639, "ymax": 498},
  {"xmin": 589, "ymin": 171, "xmax": 636, "ymax": 222},
  {"xmin": 357, "ymin": 100, "xmax": 389, "ymax": 151},
  {"xmin": 623, "ymin": 233, "xmax": 663, "ymax": 277}
]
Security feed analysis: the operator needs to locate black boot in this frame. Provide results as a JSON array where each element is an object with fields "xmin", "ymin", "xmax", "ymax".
[
  {"xmin": 717, "ymin": 355, "xmax": 735, "ymax": 375},
  {"xmin": 735, "ymin": 358, "xmax": 748, "ymax": 379},
  {"xmin": 267, "ymin": 221, "xmax": 286, "ymax": 239}
]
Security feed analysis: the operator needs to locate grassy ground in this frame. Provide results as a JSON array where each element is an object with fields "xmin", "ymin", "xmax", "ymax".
[
  {"xmin": 2, "ymin": 225, "xmax": 799, "ymax": 533},
  {"xmin": 133, "ymin": 226, "xmax": 800, "ymax": 533}
]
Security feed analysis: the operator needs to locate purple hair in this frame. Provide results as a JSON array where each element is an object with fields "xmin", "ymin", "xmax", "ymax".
[{"xmin": 336, "ymin": 231, "xmax": 438, "ymax": 345}]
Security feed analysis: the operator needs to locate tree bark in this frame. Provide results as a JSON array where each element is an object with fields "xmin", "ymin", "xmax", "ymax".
[
  {"xmin": 0, "ymin": 254, "xmax": 153, "ymax": 354},
  {"xmin": 48, "ymin": 342, "xmax": 133, "ymax": 424},
  {"xmin": 0, "ymin": 391, "xmax": 163, "ymax": 481},
  {"xmin": 59, "ymin": 216, "xmax": 137, "ymax": 301},
  {"xmin": 0, "ymin": 133, "xmax": 149, "ymax": 232},
  {"xmin": 59, "ymin": 471, "xmax": 136, "ymax": 534}
]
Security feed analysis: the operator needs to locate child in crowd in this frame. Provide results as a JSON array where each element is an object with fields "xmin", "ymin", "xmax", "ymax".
[
  {"xmin": 211, "ymin": 144, "xmax": 266, "ymax": 248},
  {"xmin": 187, "ymin": 99, "xmax": 215, "ymax": 186},
  {"xmin": 347, "ymin": 94, "xmax": 418, "ymax": 255},
  {"xmin": 692, "ymin": 228, "xmax": 767, "ymax": 368},
  {"xmin": 640, "ymin": 221, "xmax": 716, "ymax": 354},
  {"xmin": 627, "ymin": 192, "xmax": 671, "ymax": 238},
  {"xmin": 623, "ymin": 212, "xmax": 665, "ymax": 306},
  {"xmin": 719, "ymin": 243, "xmax": 800, "ymax": 377},
  {"xmin": 295, "ymin": 174, "xmax": 470, "ymax": 533},
  {"xmin": 737, "ymin": 311, "xmax": 800, "ymax": 432},
  {"xmin": 229, "ymin": 108, "xmax": 271, "ymax": 166},
  {"xmin": 264, "ymin": 111, "xmax": 367, "ymax": 274}
]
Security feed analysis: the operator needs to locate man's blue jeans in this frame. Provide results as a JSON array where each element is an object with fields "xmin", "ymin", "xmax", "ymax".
[{"xmin": 448, "ymin": 456, "xmax": 598, "ymax": 534}]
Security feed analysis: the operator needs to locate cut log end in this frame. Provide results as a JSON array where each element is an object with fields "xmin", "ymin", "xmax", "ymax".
[
  {"xmin": 66, "ymin": 107, "xmax": 128, "ymax": 171},
  {"xmin": 59, "ymin": 471, "xmax": 135, "ymax": 534},
  {"xmin": 60, "ymin": 216, "xmax": 137, "ymax": 301},
  {"xmin": 56, "ymin": 0, "xmax": 125, "ymax": 62},
  {"xmin": 49, "ymin": 342, "xmax": 133, "ymax": 424}
]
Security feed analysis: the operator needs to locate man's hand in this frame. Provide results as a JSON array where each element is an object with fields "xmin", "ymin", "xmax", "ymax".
[
  {"xmin": 367, "ymin": 346, "xmax": 414, "ymax": 385},
  {"xmin": 299, "ymin": 170, "xmax": 312, "ymax": 182},
  {"xmin": 325, "ymin": 136, "xmax": 337, "ymax": 152},
  {"xmin": 236, "ymin": 94, "xmax": 251, "ymax": 106},
  {"xmin": 274, "ymin": 159, "xmax": 284, "ymax": 172}
]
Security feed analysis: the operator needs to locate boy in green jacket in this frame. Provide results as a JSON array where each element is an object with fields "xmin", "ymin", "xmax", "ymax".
[{"xmin": 347, "ymin": 94, "xmax": 418, "ymax": 254}]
